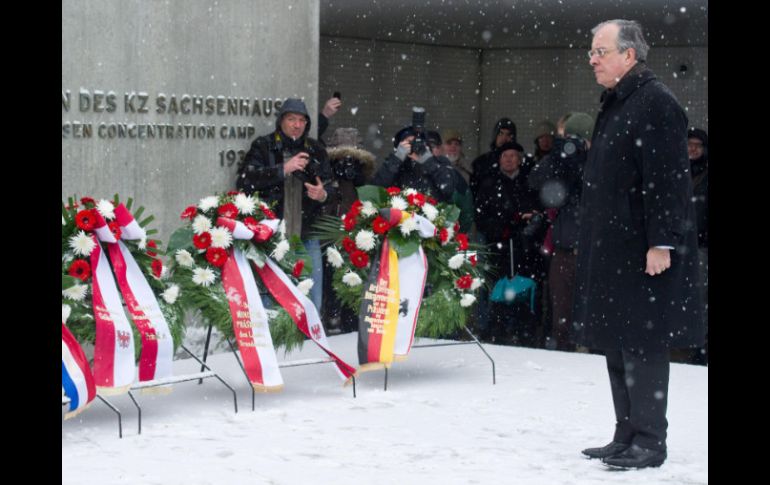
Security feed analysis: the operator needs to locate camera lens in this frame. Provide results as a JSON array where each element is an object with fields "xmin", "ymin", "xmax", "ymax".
[{"xmin": 563, "ymin": 140, "xmax": 577, "ymax": 156}]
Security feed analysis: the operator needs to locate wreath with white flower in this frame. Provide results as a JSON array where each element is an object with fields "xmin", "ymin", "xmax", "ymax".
[
  {"xmin": 313, "ymin": 185, "xmax": 486, "ymax": 338},
  {"xmin": 61, "ymin": 195, "xmax": 186, "ymax": 355},
  {"xmin": 165, "ymin": 191, "xmax": 308, "ymax": 351}
]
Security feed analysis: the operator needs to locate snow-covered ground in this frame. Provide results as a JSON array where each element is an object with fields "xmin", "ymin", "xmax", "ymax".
[{"xmin": 62, "ymin": 332, "xmax": 707, "ymax": 485}]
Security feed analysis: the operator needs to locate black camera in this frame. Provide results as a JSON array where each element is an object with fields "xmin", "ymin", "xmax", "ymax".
[
  {"xmin": 292, "ymin": 152, "xmax": 323, "ymax": 184},
  {"xmin": 410, "ymin": 106, "xmax": 428, "ymax": 155},
  {"xmin": 332, "ymin": 155, "xmax": 361, "ymax": 181},
  {"xmin": 554, "ymin": 135, "xmax": 587, "ymax": 161}
]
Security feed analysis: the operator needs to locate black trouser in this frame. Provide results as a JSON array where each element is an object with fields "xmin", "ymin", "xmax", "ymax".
[{"xmin": 604, "ymin": 347, "xmax": 670, "ymax": 451}]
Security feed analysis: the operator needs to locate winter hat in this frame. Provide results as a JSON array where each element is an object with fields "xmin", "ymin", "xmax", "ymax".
[
  {"xmin": 393, "ymin": 126, "xmax": 417, "ymax": 148},
  {"xmin": 687, "ymin": 127, "xmax": 708, "ymax": 147},
  {"xmin": 327, "ymin": 127, "xmax": 362, "ymax": 148},
  {"xmin": 276, "ymin": 98, "xmax": 311, "ymax": 131},
  {"xmin": 533, "ymin": 120, "xmax": 557, "ymax": 142},
  {"xmin": 442, "ymin": 129, "xmax": 463, "ymax": 144},
  {"xmin": 497, "ymin": 141, "xmax": 524, "ymax": 154},
  {"xmin": 563, "ymin": 112, "xmax": 594, "ymax": 140},
  {"xmin": 494, "ymin": 117, "xmax": 517, "ymax": 140}
]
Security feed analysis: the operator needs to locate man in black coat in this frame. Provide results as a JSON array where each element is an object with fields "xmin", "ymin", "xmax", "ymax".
[
  {"xmin": 575, "ymin": 20, "xmax": 704, "ymax": 469},
  {"xmin": 236, "ymin": 98, "xmax": 334, "ymax": 312}
]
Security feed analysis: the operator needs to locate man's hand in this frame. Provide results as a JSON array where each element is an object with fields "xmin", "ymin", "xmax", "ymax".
[
  {"xmin": 284, "ymin": 152, "xmax": 309, "ymax": 175},
  {"xmin": 645, "ymin": 247, "xmax": 671, "ymax": 276},
  {"xmin": 304, "ymin": 176, "xmax": 328, "ymax": 202},
  {"xmin": 322, "ymin": 97, "xmax": 342, "ymax": 118}
]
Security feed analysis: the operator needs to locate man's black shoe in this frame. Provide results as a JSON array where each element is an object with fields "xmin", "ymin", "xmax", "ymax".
[
  {"xmin": 581, "ymin": 441, "xmax": 630, "ymax": 459},
  {"xmin": 602, "ymin": 444, "xmax": 667, "ymax": 469}
]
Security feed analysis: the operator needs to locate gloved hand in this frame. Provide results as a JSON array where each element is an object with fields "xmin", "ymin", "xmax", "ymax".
[{"xmin": 394, "ymin": 140, "xmax": 411, "ymax": 161}]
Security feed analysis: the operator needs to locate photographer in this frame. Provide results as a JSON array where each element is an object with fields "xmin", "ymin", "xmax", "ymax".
[
  {"xmin": 372, "ymin": 108, "xmax": 456, "ymax": 203},
  {"xmin": 236, "ymin": 98, "xmax": 335, "ymax": 312},
  {"xmin": 528, "ymin": 112, "xmax": 593, "ymax": 351}
]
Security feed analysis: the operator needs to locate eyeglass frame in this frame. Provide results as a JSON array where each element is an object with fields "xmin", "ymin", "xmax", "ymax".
[{"xmin": 587, "ymin": 47, "xmax": 618, "ymax": 59}]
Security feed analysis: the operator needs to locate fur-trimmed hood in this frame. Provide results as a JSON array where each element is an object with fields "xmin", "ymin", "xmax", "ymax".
[{"xmin": 326, "ymin": 145, "xmax": 377, "ymax": 181}]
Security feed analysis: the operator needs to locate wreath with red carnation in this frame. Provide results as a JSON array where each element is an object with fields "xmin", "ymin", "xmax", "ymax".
[
  {"xmin": 165, "ymin": 191, "xmax": 309, "ymax": 351},
  {"xmin": 312, "ymin": 185, "xmax": 487, "ymax": 338},
  {"xmin": 61, "ymin": 195, "xmax": 186, "ymax": 355}
]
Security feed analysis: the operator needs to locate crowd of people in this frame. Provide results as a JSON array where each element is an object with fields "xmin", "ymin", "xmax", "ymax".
[
  {"xmin": 235, "ymin": 94, "xmax": 708, "ymax": 368},
  {"xmin": 235, "ymin": 96, "xmax": 708, "ymax": 365},
  {"xmin": 233, "ymin": 18, "xmax": 707, "ymax": 470}
]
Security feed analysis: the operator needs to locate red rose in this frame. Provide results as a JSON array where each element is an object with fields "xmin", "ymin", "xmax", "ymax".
[
  {"xmin": 439, "ymin": 228, "xmax": 449, "ymax": 243},
  {"xmin": 146, "ymin": 239, "xmax": 158, "ymax": 257},
  {"xmin": 455, "ymin": 274, "xmax": 473, "ymax": 290},
  {"xmin": 350, "ymin": 250, "xmax": 370, "ymax": 268},
  {"xmin": 68, "ymin": 259, "xmax": 91, "ymax": 282},
  {"xmin": 151, "ymin": 259, "xmax": 163, "ymax": 278},
  {"xmin": 344, "ymin": 214, "xmax": 357, "ymax": 231},
  {"xmin": 227, "ymin": 191, "xmax": 240, "ymax": 196},
  {"xmin": 260, "ymin": 206, "xmax": 277, "ymax": 219},
  {"xmin": 243, "ymin": 217, "xmax": 259, "ymax": 232},
  {"xmin": 75, "ymin": 209, "xmax": 97, "ymax": 231},
  {"xmin": 180, "ymin": 205, "xmax": 198, "ymax": 220},
  {"xmin": 217, "ymin": 203, "xmax": 238, "ymax": 219},
  {"xmin": 108, "ymin": 221, "xmax": 122, "ymax": 240},
  {"xmin": 342, "ymin": 236, "xmax": 356, "ymax": 253},
  {"xmin": 427, "ymin": 197, "xmax": 438, "ymax": 205},
  {"xmin": 456, "ymin": 233, "xmax": 469, "ymax": 251},
  {"xmin": 372, "ymin": 216, "xmax": 390, "ymax": 235},
  {"xmin": 193, "ymin": 232, "xmax": 212, "ymax": 249},
  {"xmin": 386, "ymin": 187, "xmax": 401, "ymax": 196},
  {"xmin": 469, "ymin": 254, "xmax": 477, "ymax": 267},
  {"xmin": 79, "ymin": 197, "xmax": 96, "ymax": 207},
  {"xmin": 205, "ymin": 247, "xmax": 228, "ymax": 267},
  {"xmin": 454, "ymin": 221, "xmax": 460, "ymax": 233},
  {"xmin": 292, "ymin": 259, "xmax": 305, "ymax": 278}
]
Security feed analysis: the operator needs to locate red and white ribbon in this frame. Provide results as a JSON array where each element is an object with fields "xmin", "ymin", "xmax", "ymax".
[
  {"xmin": 89, "ymin": 225, "xmax": 136, "ymax": 394},
  {"xmin": 221, "ymin": 247, "xmax": 283, "ymax": 391},
  {"xmin": 107, "ymin": 205, "xmax": 174, "ymax": 383},
  {"xmin": 218, "ymin": 216, "xmax": 355, "ymax": 381},
  {"xmin": 217, "ymin": 217, "xmax": 283, "ymax": 390},
  {"xmin": 255, "ymin": 257, "xmax": 356, "ymax": 380}
]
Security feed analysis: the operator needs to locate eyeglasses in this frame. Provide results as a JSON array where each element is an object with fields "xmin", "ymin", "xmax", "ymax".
[{"xmin": 587, "ymin": 47, "xmax": 616, "ymax": 59}]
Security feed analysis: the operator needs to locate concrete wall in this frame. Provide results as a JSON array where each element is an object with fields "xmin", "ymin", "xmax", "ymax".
[
  {"xmin": 319, "ymin": 37, "xmax": 708, "ymax": 161},
  {"xmin": 62, "ymin": 0, "xmax": 320, "ymax": 241},
  {"xmin": 319, "ymin": 36, "xmax": 483, "ymax": 162},
  {"xmin": 480, "ymin": 46, "xmax": 709, "ymax": 153}
]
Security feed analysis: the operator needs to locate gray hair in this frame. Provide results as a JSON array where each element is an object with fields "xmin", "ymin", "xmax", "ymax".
[{"xmin": 592, "ymin": 19, "xmax": 650, "ymax": 62}]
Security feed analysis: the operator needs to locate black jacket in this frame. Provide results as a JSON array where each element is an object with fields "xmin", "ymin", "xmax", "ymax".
[
  {"xmin": 237, "ymin": 130, "xmax": 334, "ymax": 240},
  {"xmin": 690, "ymin": 155, "xmax": 708, "ymax": 248},
  {"xmin": 572, "ymin": 64, "xmax": 704, "ymax": 350},
  {"xmin": 475, "ymin": 170, "xmax": 540, "ymax": 278},
  {"xmin": 371, "ymin": 153, "xmax": 456, "ymax": 203},
  {"xmin": 528, "ymin": 137, "xmax": 587, "ymax": 250}
]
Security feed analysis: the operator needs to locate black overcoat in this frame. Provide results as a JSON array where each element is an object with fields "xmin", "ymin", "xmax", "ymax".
[{"xmin": 572, "ymin": 65, "xmax": 704, "ymax": 350}]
